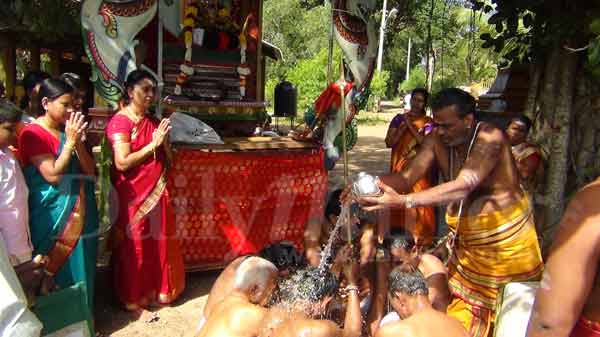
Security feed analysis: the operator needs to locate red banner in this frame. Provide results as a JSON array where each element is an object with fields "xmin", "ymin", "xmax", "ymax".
[{"xmin": 168, "ymin": 148, "xmax": 327, "ymax": 270}]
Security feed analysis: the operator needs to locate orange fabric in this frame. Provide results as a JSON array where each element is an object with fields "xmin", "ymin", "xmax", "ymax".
[
  {"xmin": 447, "ymin": 297, "xmax": 492, "ymax": 337},
  {"xmin": 389, "ymin": 116, "xmax": 435, "ymax": 246},
  {"xmin": 168, "ymin": 148, "xmax": 328, "ymax": 270}
]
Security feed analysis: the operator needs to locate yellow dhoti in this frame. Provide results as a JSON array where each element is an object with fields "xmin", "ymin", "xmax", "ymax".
[{"xmin": 446, "ymin": 196, "xmax": 543, "ymax": 337}]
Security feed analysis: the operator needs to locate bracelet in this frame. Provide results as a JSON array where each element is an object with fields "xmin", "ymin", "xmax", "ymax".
[
  {"xmin": 345, "ymin": 285, "xmax": 360, "ymax": 294},
  {"xmin": 405, "ymin": 194, "xmax": 415, "ymax": 209},
  {"xmin": 63, "ymin": 142, "xmax": 75, "ymax": 152}
]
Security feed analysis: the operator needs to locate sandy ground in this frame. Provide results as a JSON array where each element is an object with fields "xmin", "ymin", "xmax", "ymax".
[{"xmin": 94, "ymin": 114, "xmax": 395, "ymax": 336}]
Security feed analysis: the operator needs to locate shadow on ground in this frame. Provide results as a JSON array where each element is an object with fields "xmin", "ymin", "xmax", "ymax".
[{"xmin": 95, "ymin": 267, "xmax": 219, "ymax": 337}]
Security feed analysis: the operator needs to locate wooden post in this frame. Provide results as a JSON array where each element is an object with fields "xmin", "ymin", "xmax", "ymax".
[
  {"xmin": 30, "ymin": 45, "xmax": 41, "ymax": 71},
  {"xmin": 255, "ymin": 0, "xmax": 264, "ymax": 101},
  {"xmin": 3, "ymin": 41, "xmax": 17, "ymax": 101},
  {"xmin": 49, "ymin": 49, "xmax": 61, "ymax": 76}
]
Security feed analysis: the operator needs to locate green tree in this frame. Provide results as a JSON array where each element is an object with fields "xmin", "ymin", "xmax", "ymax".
[{"xmin": 471, "ymin": 0, "xmax": 600, "ymax": 250}]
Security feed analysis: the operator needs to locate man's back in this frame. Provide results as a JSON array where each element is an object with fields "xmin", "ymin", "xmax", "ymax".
[
  {"xmin": 376, "ymin": 309, "xmax": 468, "ymax": 337},
  {"xmin": 270, "ymin": 315, "xmax": 341, "ymax": 337},
  {"xmin": 203, "ymin": 256, "xmax": 247, "ymax": 318},
  {"xmin": 419, "ymin": 253, "xmax": 450, "ymax": 312},
  {"xmin": 199, "ymin": 295, "xmax": 267, "ymax": 337}
]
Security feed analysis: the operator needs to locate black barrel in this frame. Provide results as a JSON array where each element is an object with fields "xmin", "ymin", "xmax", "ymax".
[{"xmin": 274, "ymin": 81, "xmax": 297, "ymax": 117}]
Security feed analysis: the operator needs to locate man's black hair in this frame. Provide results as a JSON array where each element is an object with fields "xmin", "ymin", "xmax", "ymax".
[
  {"xmin": 389, "ymin": 235, "xmax": 416, "ymax": 251},
  {"xmin": 258, "ymin": 241, "xmax": 305, "ymax": 271},
  {"xmin": 431, "ymin": 88, "xmax": 476, "ymax": 118},
  {"xmin": 284, "ymin": 267, "xmax": 339, "ymax": 303},
  {"xmin": 325, "ymin": 189, "xmax": 342, "ymax": 218}
]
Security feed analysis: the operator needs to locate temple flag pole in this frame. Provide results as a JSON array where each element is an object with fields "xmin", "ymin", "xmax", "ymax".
[
  {"xmin": 339, "ymin": 78, "xmax": 351, "ymax": 245},
  {"xmin": 327, "ymin": 0, "xmax": 335, "ymax": 83}
]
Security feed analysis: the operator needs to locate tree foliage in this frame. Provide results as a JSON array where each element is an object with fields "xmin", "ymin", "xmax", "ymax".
[
  {"xmin": 473, "ymin": 0, "xmax": 600, "ymax": 70},
  {"xmin": 0, "ymin": 0, "xmax": 80, "ymax": 41}
]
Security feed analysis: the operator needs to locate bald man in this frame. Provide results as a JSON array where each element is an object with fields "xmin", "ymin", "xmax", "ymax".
[
  {"xmin": 198, "ymin": 257, "xmax": 278, "ymax": 337},
  {"xmin": 200, "ymin": 242, "xmax": 303, "ymax": 330}
]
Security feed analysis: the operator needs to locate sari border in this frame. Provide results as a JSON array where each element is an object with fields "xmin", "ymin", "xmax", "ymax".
[
  {"xmin": 45, "ymin": 184, "xmax": 87, "ymax": 275},
  {"xmin": 131, "ymin": 171, "xmax": 167, "ymax": 225}
]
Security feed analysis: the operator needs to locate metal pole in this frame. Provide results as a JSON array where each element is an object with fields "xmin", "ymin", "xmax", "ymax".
[
  {"xmin": 339, "ymin": 81, "xmax": 351, "ymax": 244},
  {"xmin": 406, "ymin": 37, "xmax": 411, "ymax": 81},
  {"xmin": 157, "ymin": 10, "xmax": 164, "ymax": 117},
  {"xmin": 376, "ymin": 0, "xmax": 388, "ymax": 73},
  {"xmin": 327, "ymin": 0, "xmax": 335, "ymax": 83}
]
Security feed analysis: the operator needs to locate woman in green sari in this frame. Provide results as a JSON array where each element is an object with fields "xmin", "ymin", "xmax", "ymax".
[{"xmin": 18, "ymin": 78, "xmax": 98, "ymax": 312}]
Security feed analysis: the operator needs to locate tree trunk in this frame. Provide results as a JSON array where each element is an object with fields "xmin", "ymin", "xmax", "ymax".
[
  {"xmin": 424, "ymin": 0, "xmax": 435, "ymax": 89},
  {"xmin": 530, "ymin": 46, "xmax": 560, "ymax": 155},
  {"xmin": 541, "ymin": 48, "xmax": 579, "ymax": 251},
  {"xmin": 571, "ymin": 73, "xmax": 600, "ymax": 188},
  {"xmin": 427, "ymin": 49, "xmax": 436, "ymax": 93},
  {"xmin": 523, "ymin": 63, "xmax": 542, "ymax": 120}
]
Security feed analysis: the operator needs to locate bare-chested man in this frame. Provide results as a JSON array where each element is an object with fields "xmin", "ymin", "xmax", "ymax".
[
  {"xmin": 388, "ymin": 235, "xmax": 449, "ymax": 311},
  {"xmin": 526, "ymin": 178, "xmax": 600, "ymax": 337},
  {"xmin": 197, "ymin": 256, "xmax": 278, "ymax": 337},
  {"xmin": 375, "ymin": 267, "xmax": 468, "ymax": 337},
  {"xmin": 259, "ymin": 262, "xmax": 362, "ymax": 337},
  {"xmin": 352, "ymin": 88, "xmax": 543, "ymax": 337},
  {"xmin": 365, "ymin": 237, "xmax": 448, "ymax": 334},
  {"xmin": 201, "ymin": 242, "xmax": 303, "ymax": 330}
]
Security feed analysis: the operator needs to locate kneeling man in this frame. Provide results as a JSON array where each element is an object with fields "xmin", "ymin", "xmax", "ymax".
[
  {"xmin": 198, "ymin": 257, "xmax": 278, "ymax": 337},
  {"xmin": 376, "ymin": 267, "xmax": 468, "ymax": 337}
]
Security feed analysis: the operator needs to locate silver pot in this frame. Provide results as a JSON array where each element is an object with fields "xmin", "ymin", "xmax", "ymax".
[{"xmin": 352, "ymin": 172, "xmax": 381, "ymax": 197}]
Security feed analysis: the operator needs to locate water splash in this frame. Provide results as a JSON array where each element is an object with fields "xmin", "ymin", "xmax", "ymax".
[{"xmin": 318, "ymin": 202, "xmax": 353, "ymax": 272}]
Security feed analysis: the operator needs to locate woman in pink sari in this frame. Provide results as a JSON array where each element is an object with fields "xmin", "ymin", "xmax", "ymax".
[{"xmin": 106, "ymin": 70, "xmax": 185, "ymax": 310}]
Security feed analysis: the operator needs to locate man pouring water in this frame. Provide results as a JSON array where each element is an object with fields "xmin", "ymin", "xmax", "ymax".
[{"xmin": 344, "ymin": 88, "xmax": 543, "ymax": 337}]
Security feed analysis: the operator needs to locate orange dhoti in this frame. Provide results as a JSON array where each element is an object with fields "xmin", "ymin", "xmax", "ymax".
[
  {"xmin": 446, "ymin": 196, "xmax": 543, "ymax": 337},
  {"xmin": 389, "ymin": 116, "xmax": 435, "ymax": 246}
]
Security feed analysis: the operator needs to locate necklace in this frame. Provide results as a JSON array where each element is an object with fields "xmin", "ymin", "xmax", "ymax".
[
  {"xmin": 124, "ymin": 105, "xmax": 144, "ymax": 124},
  {"xmin": 35, "ymin": 116, "xmax": 61, "ymax": 139}
]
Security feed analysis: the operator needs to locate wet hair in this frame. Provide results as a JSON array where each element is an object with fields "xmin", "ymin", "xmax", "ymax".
[
  {"xmin": 60, "ymin": 72, "xmax": 84, "ymax": 90},
  {"xmin": 325, "ymin": 189, "xmax": 342, "ymax": 218},
  {"xmin": 389, "ymin": 235, "xmax": 415, "ymax": 251},
  {"xmin": 388, "ymin": 267, "xmax": 429, "ymax": 297},
  {"xmin": 233, "ymin": 256, "xmax": 278, "ymax": 293},
  {"xmin": 38, "ymin": 79, "xmax": 74, "ymax": 103},
  {"xmin": 20, "ymin": 71, "xmax": 51, "ymax": 110},
  {"xmin": 284, "ymin": 267, "xmax": 338, "ymax": 303},
  {"xmin": 510, "ymin": 115, "xmax": 532, "ymax": 133},
  {"xmin": 411, "ymin": 88, "xmax": 429, "ymax": 113},
  {"xmin": 0, "ymin": 100, "xmax": 23, "ymax": 123},
  {"xmin": 431, "ymin": 88, "xmax": 476, "ymax": 118},
  {"xmin": 258, "ymin": 241, "xmax": 305, "ymax": 271}
]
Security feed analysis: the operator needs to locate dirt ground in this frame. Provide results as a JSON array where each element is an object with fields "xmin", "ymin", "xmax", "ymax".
[{"xmin": 94, "ymin": 114, "xmax": 396, "ymax": 337}]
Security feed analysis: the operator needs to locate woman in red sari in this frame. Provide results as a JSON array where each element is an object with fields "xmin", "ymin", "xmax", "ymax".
[{"xmin": 106, "ymin": 70, "xmax": 185, "ymax": 310}]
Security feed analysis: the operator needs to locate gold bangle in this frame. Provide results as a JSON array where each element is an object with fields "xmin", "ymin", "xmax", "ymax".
[
  {"xmin": 64, "ymin": 142, "xmax": 75, "ymax": 152},
  {"xmin": 346, "ymin": 285, "xmax": 360, "ymax": 294}
]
